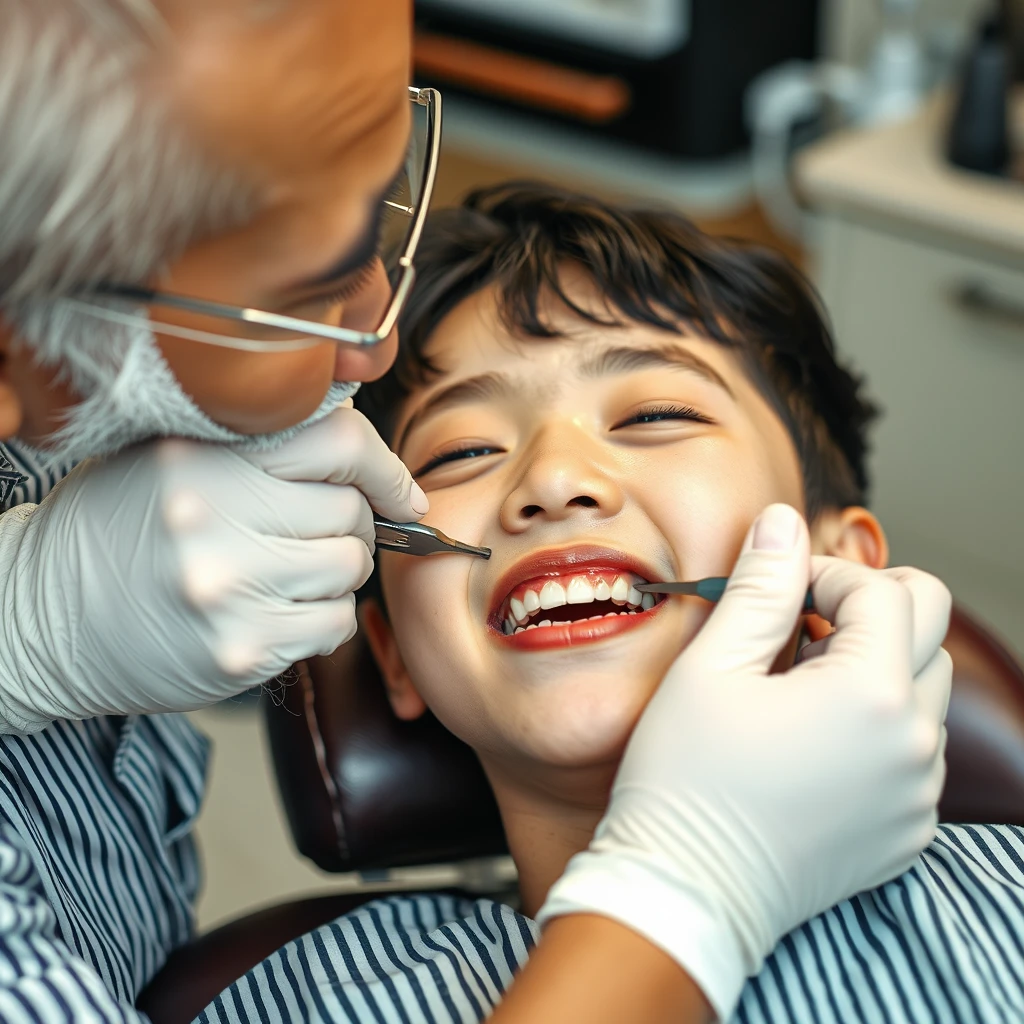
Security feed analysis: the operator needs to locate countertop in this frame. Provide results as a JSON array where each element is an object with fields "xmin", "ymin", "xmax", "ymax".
[{"xmin": 797, "ymin": 89, "xmax": 1024, "ymax": 260}]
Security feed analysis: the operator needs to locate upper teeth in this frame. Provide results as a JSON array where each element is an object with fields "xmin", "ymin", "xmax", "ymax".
[{"xmin": 502, "ymin": 574, "xmax": 656, "ymax": 635}]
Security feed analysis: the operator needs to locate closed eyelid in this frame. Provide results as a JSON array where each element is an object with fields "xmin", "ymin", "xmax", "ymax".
[{"xmin": 412, "ymin": 443, "xmax": 504, "ymax": 477}]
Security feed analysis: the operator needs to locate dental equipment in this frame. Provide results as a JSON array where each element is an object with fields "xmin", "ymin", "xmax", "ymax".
[
  {"xmin": 373, "ymin": 517, "xmax": 492, "ymax": 559},
  {"xmin": 635, "ymin": 577, "xmax": 814, "ymax": 611}
]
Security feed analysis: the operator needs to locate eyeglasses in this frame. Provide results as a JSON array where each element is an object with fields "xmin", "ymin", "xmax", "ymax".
[{"xmin": 66, "ymin": 86, "xmax": 442, "ymax": 352}]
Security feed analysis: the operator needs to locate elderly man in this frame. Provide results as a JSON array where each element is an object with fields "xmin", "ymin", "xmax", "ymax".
[{"xmin": 0, "ymin": 2, "xmax": 952, "ymax": 1022}]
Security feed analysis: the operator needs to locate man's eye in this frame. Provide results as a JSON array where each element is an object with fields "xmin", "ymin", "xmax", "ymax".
[
  {"xmin": 286, "ymin": 253, "xmax": 381, "ymax": 318},
  {"xmin": 317, "ymin": 255, "xmax": 380, "ymax": 308},
  {"xmin": 613, "ymin": 403, "xmax": 713, "ymax": 428},
  {"xmin": 413, "ymin": 446, "xmax": 503, "ymax": 477}
]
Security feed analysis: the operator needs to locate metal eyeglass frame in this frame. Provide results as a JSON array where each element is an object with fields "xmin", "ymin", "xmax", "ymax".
[{"xmin": 73, "ymin": 86, "xmax": 442, "ymax": 353}]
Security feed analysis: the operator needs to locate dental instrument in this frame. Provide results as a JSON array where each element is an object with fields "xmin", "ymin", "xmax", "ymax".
[
  {"xmin": 635, "ymin": 577, "xmax": 814, "ymax": 611},
  {"xmin": 373, "ymin": 517, "xmax": 492, "ymax": 559}
]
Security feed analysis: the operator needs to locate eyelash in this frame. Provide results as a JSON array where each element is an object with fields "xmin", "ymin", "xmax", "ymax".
[
  {"xmin": 414, "ymin": 445, "xmax": 501, "ymax": 477},
  {"xmin": 613, "ymin": 402, "xmax": 712, "ymax": 428},
  {"xmin": 319, "ymin": 252, "xmax": 380, "ymax": 307},
  {"xmin": 413, "ymin": 405, "xmax": 711, "ymax": 476}
]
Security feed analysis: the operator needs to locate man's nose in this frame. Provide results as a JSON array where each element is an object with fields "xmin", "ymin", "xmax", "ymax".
[
  {"xmin": 332, "ymin": 259, "xmax": 398, "ymax": 383},
  {"xmin": 500, "ymin": 431, "xmax": 625, "ymax": 532}
]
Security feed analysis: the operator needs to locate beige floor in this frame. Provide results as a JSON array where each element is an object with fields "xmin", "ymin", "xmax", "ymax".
[{"xmin": 189, "ymin": 703, "xmax": 341, "ymax": 931}]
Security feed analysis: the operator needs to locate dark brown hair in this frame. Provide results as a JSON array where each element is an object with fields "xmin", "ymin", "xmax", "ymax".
[{"xmin": 357, "ymin": 182, "xmax": 877, "ymax": 515}]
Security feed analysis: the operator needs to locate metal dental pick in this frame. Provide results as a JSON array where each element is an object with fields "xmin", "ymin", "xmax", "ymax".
[{"xmin": 373, "ymin": 517, "xmax": 491, "ymax": 559}]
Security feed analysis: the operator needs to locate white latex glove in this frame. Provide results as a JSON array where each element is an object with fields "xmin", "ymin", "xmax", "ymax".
[
  {"xmin": 539, "ymin": 502, "xmax": 952, "ymax": 1022},
  {"xmin": 0, "ymin": 408, "xmax": 426, "ymax": 732}
]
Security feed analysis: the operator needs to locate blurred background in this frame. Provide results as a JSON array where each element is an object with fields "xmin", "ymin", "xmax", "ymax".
[{"xmin": 193, "ymin": 0, "xmax": 1024, "ymax": 931}]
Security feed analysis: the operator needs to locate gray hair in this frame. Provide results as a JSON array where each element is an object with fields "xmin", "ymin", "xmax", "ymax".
[{"xmin": 0, "ymin": 0, "xmax": 261, "ymax": 362}]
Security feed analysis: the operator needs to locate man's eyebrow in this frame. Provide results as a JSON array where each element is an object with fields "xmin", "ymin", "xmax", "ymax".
[
  {"xmin": 395, "ymin": 372, "xmax": 516, "ymax": 452},
  {"xmin": 288, "ymin": 163, "xmax": 406, "ymax": 293},
  {"xmin": 579, "ymin": 343, "xmax": 734, "ymax": 396}
]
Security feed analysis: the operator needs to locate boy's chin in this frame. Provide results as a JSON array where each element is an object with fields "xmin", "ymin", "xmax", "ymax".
[{"xmin": 497, "ymin": 686, "xmax": 653, "ymax": 771}]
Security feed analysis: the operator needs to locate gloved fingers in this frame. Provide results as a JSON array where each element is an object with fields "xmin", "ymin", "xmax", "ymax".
[
  {"xmin": 180, "ymin": 534, "xmax": 373, "ymax": 610},
  {"xmin": 793, "ymin": 632, "xmax": 832, "ymax": 665},
  {"xmin": 241, "ymin": 480, "xmax": 375, "ymax": 548},
  {"xmin": 241, "ymin": 408, "xmax": 428, "ymax": 523},
  {"xmin": 163, "ymin": 474, "xmax": 376, "ymax": 548},
  {"xmin": 211, "ymin": 594, "xmax": 359, "ymax": 680},
  {"xmin": 688, "ymin": 504, "xmax": 811, "ymax": 674},
  {"xmin": 879, "ymin": 566, "xmax": 953, "ymax": 676},
  {"xmin": 913, "ymin": 646, "xmax": 954, "ymax": 732},
  {"xmin": 253, "ymin": 535, "xmax": 375, "ymax": 602},
  {"xmin": 260, "ymin": 593, "xmax": 361, "ymax": 661},
  {"xmin": 805, "ymin": 556, "xmax": 913, "ymax": 683}
]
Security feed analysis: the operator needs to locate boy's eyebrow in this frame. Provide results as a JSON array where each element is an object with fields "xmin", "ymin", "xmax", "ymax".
[
  {"xmin": 395, "ymin": 372, "xmax": 515, "ymax": 452},
  {"xmin": 579, "ymin": 343, "xmax": 734, "ymax": 397}
]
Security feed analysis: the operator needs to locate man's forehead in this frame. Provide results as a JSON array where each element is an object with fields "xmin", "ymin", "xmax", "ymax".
[{"xmin": 167, "ymin": 0, "xmax": 411, "ymax": 174}]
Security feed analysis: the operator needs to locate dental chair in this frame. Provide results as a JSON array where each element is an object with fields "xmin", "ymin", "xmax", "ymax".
[{"xmin": 137, "ymin": 604, "xmax": 1024, "ymax": 1024}]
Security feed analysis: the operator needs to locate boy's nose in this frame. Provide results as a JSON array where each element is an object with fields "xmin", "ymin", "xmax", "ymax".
[{"xmin": 499, "ymin": 433, "xmax": 625, "ymax": 532}]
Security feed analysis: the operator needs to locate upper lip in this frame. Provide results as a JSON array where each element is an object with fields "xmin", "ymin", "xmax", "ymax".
[{"xmin": 489, "ymin": 544, "xmax": 663, "ymax": 622}]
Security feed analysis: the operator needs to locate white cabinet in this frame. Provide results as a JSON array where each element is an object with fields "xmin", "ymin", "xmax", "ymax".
[
  {"xmin": 799, "ymin": 84, "xmax": 1024, "ymax": 653},
  {"xmin": 815, "ymin": 218, "xmax": 1024, "ymax": 651}
]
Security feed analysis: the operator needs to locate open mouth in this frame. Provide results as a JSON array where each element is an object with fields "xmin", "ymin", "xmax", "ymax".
[{"xmin": 497, "ymin": 571, "xmax": 659, "ymax": 636}]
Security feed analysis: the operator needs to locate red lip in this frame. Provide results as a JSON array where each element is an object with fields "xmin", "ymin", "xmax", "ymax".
[{"xmin": 490, "ymin": 546, "xmax": 660, "ymax": 618}]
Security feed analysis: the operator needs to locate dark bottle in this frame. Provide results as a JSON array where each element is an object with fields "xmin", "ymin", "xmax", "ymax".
[{"xmin": 947, "ymin": 12, "xmax": 1011, "ymax": 176}]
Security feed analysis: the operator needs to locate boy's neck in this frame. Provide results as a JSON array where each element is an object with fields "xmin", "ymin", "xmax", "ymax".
[{"xmin": 484, "ymin": 759, "xmax": 615, "ymax": 919}]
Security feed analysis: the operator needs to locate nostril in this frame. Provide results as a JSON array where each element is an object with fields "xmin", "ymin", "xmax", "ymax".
[
  {"xmin": 570, "ymin": 496, "xmax": 599, "ymax": 508},
  {"xmin": 522, "ymin": 504, "xmax": 543, "ymax": 519}
]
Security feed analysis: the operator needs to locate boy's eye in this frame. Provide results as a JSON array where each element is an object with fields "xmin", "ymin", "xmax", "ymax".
[
  {"xmin": 612, "ymin": 403, "xmax": 713, "ymax": 429},
  {"xmin": 413, "ymin": 444, "xmax": 504, "ymax": 477}
]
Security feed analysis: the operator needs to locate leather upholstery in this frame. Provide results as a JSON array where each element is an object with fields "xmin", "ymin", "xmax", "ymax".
[
  {"xmin": 140, "ymin": 602, "xmax": 1024, "ymax": 1024},
  {"xmin": 265, "ymin": 631, "xmax": 506, "ymax": 874},
  {"xmin": 939, "ymin": 608, "xmax": 1024, "ymax": 824}
]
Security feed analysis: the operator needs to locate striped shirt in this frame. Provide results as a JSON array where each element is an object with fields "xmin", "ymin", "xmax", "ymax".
[
  {"xmin": 200, "ymin": 825, "xmax": 1024, "ymax": 1024},
  {"xmin": 1, "ymin": 443, "xmax": 1023, "ymax": 1023},
  {"xmin": 0, "ymin": 440, "xmax": 76, "ymax": 510}
]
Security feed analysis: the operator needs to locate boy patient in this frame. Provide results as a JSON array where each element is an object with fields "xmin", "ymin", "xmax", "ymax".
[{"xmin": 212, "ymin": 184, "xmax": 1024, "ymax": 1024}]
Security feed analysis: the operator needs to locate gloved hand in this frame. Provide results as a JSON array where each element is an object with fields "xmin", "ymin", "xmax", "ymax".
[
  {"xmin": 0, "ymin": 408, "xmax": 426, "ymax": 732},
  {"xmin": 538, "ymin": 502, "xmax": 952, "ymax": 1021}
]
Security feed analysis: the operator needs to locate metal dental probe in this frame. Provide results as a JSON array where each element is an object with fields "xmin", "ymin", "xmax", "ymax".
[
  {"xmin": 635, "ymin": 578, "xmax": 815, "ymax": 612},
  {"xmin": 373, "ymin": 517, "xmax": 492, "ymax": 559}
]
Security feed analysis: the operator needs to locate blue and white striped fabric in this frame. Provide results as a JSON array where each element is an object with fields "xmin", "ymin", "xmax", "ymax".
[
  {"xmin": 0, "ymin": 440, "xmax": 76, "ymax": 510},
  {"xmin": 201, "ymin": 825, "xmax": 1024, "ymax": 1024},
  {"xmin": 0, "ymin": 716, "xmax": 209, "ymax": 1023}
]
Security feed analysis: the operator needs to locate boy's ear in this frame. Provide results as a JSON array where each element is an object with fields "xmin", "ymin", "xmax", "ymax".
[
  {"xmin": 359, "ymin": 599, "xmax": 428, "ymax": 721},
  {"xmin": 0, "ymin": 321, "xmax": 25, "ymax": 440},
  {"xmin": 811, "ymin": 506, "xmax": 889, "ymax": 569}
]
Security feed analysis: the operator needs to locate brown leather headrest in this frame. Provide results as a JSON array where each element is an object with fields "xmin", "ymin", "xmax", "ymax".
[
  {"xmin": 266, "ymin": 603, "xmax": 1024, "ymax": 874},
  {"xmin": 939, "ymin": 607, "xmax": 1024, "ymax": 825},
  {"xmin": 265, "ymin": 622, "xmax": 506, "ymax": 873}
]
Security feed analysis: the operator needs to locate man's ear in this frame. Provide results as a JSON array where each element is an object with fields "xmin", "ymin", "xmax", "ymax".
[
  {"xmin": 0, "ymin": 321, "xmax": 24, "ymax": 440},
  {"xmin": 359, "ymin": 599, "xmax": 427, "ymax": 721},
  {"xmin": 811, "ymin": 506, "xmax": 889, "ymax": 569}
]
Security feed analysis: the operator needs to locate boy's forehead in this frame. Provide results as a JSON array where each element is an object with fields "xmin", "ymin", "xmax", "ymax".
[{"xmin": 417, "ymin": 282, "xmax": 742, "ymax": 392}]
